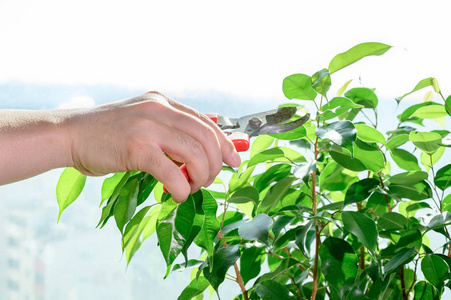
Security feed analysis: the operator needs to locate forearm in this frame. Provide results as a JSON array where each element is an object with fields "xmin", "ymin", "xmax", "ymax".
[{"xmin": 0, "ymin": 109, "xmax": 72, "ymax": 184}]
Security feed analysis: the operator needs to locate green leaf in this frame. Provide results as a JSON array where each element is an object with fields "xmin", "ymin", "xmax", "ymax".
[
  {"xmin": 282, "ymin": 73, "xmax": 317, "ymax": 100},
  {"xmin": 311, "ymin": 68, "xmax": 331, "ymax": 97},
  {"xmin": 101, "ymin": 172, "xmax": 126, "ymax": 204},
  {"xmin": 337, "ymin": 79, "xmax": 353, "ymax": 96},
  {"xmin": 248, "ymin": 147, "xmax": 306, "ymax": 167},
  {"xmin": 445, "ymin": 96, "xmax": 451, "ymax": 116},
  {"xmin": 194, "ymin": 190, "xmax": 220, "ymax": 267},
  {"xmin": 156, "ymin": 196, "xmax": 196, "ymax": 267},
  {"xmin": 355, "ymin": 123, "xmax": 386, "ymax": 145},
  {"xmin": 238, "ymin": 214, "xmax": 273, "ymax": 244},
  {"xmin": 259, "ymin": 257, "xmax": 298, "ymax": 282},
  {"xmin": 421, "ymin": 254, "xmax": 450, "ymax": 289},
  {"xmin": 240, "ymin": 246, "xmax": 266, "ymax": 285},
  {"xmin": 114, "ymin": 175, "xmax": 140, "ymax": 233},
  {"xmin": 56, "ymin": 167, "xmax": 87, "ymax": 222},
  {"xmin": 319, "ymin": 162, "xmax": 358, "ymax": 192},
  {"xmin": 411, "ymin": 104, "xmax": 447, "ymax": 119},
  {"xmin": 384, "ymin": 248, "xmax": 416, "ymax": 275},
  {"xmin": 328, "ymin": 42, "xmax": 392, "ymax": 74},
  {"xmin": 321, "ymin": 96, "xmax": 364, "ymax": 120},
  {"xmin": 256, "ymin": 280, "xmax": 295, "ymax": 300},
  {"xmin": 414, "ymin": 281, "xmax": 439, "ymax": 300},
  {"xmin": 182, "ymin": 192, "xmax": 205, "ymax": 264},
  {"xmin": 344, "ymin": 178, "xmax": 379, "ymax": 206},
  {"xmin": 388, "ymin": 171, "xmax": 428, "ymax": 184},
  {"xmin": 177, "ymin": 276, "xmax": 210, "ymax": 300},
  {"xmin": 386, "ymin": 134, "xmax": 409, "ymax": 149},
  {"xmin": 293, "ymin": 160, "xmax": 316, "ymax": 185},
  {"xmin": 229, "ymin": 186, "xmax": 259, "ymax": 204},
  {"xmin": 295, "ymin": 220, "xmax": 314, "ymax": 257},
  {"xmin": 124, "ymin": 205, "xmax": 161, "ymax": 264},
  {"xmin": 395, "ymin": 229, "xmax": 422, "ymax": 251},
  {"xmin": 389, "ymin": 148, "xmax": 421, "ymax": 171},
  {"xmin": 377, "ymin": 212, "xmax": 408, "ymax": 231},
  {"xmin": 203, "ymin": 244, "xmax": 240, "ymax": 292},
  {"xmin": 396, "ymin": 77, "xmax": 436, "ymax": 104},
  {"xmin": 409, "ymin": 131, "xmax": 442, "ymax": 154},
  {"xmin": 254, "ymin": 164, "xmax": 292, "ymax": 192},
  {"xmin": 399, "ymin": 102, "xmax": 439, "ymax": 122},
  {"xmin": 342, "ymin": 211, "xmax": 378, "ymax": 255},
  {"xmin": 388, "ymin": 180, "xmax": 432, "ymax": 201},
  {"xmin": 434, "ymin": 164, "xmax": 451, "ymax": 191},
  {"xmin": 260, "ymin": 176, "xmax": 296, "ymax": 213},
  {"xmin": 330, "ymin": 140, "xmax": 385, "ymax": 173},
  {"xmin": 250, "ymin": 135, "xmax": 275, "ymax": 158},
  {"xmin": 345, "ymin": 87, "xmax": 378, "ymax": 108},
  {"xmin": 315, "ymin": 120, "xmax": 357, "ymax": 151},
  {"xmin": 319, "ymin": 237, "xmax": 358, "ymax": 298},
  {"xmin": 420, "ymin": 146, "xmax": 445, "ymax": 172}
]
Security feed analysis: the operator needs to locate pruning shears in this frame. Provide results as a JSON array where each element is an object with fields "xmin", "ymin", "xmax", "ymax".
[{"xmin": 164, "ymin": 107, "xmax": 310, "ymax": 192}]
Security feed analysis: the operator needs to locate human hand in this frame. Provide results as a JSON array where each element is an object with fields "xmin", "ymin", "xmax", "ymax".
[{"xmin": 65, "ymin": 91, "xmax": 241, "ymax": 202}]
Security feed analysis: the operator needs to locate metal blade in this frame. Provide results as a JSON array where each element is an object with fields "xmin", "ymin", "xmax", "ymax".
[
  {"xmin": 255, "ymin": 113, "xmax": 310, "ymax": 136},
  {"xmin": 265, "ymin": 106, "xmax": 297, "ymax": 125}
]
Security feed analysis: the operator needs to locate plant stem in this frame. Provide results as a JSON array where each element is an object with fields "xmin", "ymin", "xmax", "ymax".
[
  {"xmin": 377, "ymin": 171, "xmax": 392, "ymax": 212},
  {"xmin": 311, "ymin": 136, "xmax": 321, "ymax": 300},
  {"xmin": 400, "ymin": 266, "xmax": 407, "ymax": 300},
  {"xmin": 233, "ymin": 263, "xmax": 248, "ymax": 300}
]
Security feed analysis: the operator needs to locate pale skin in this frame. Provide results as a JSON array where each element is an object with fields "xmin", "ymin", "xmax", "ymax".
[{"xmin": 0, "ymin": 91, "xmax": 241, "ymax": 203}]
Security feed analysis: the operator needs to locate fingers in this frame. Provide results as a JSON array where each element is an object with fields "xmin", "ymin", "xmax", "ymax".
[{"xmin": 164, "ymin": 95, "xmax": 241, "ymax": 168}]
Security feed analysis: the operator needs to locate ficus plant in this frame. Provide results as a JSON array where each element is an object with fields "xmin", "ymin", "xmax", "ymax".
[{"xmin": 56, "ymin": 42, "xmax": 451, "ymax": 300}]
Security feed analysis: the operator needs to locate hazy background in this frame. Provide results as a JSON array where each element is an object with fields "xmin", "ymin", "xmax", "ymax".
[{"xmin": 1, "ymin": 0, "xmax": 451, "ymax": 299}]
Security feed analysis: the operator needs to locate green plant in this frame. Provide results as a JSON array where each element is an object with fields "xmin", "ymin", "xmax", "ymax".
[{"xmin": 56, "ymin": 42, "xmax": 451, "ymax": 300}]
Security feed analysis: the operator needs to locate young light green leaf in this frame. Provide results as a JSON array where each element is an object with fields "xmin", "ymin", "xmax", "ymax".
[
  {"xmin": 409, "ymin": 131, "xmax": 442, "ymax": 154},
  {"xmin": 240, "ymin": 246, "xmax": 266, "ymax": 285},
  {"xmin": 238, "ymin": 213, "xmax": 273, "ymax": 244},
  {"xmin": 355, "ymin": 123, "xmax": 386, "ymax": 145},
  {"xmin": 282, "ymin": 73, "xmax": 318, "ymax": 100},
  {"xmin": 319, "ymin": 237, "xmax": 358, "ymax": 298},
  {"xmin": 411, "ymin": 104, "xmax": 447, "ymax": 119},
  {"xmin": 250, "ymin": 135, "xmax": 275, "ymax": 158},
  {"xmin": 311, "ymin": 68, "xmax": 331, "ymax": 97},
  {"xmin": 328, "ymin": 42, "xmax": 392, "ymax": 74},
  {"xmin": 387, "ymin": 134, "xmax": 409, "ymax": 149},
  {"xmin": 421, "ymin": 254, "xmax": 450, "ymax": 289},
  {"xmin": 420, "ymin": 146, "xmax": 445, "ymax": 172},
  {"xmin": 203, "ymin": 245, "xmax": 240, "ymax": 292},
  {"xmin": 396, "ymin": 77, "xmax": 436, "ymax": 104},
  {"xmin": 342, "ymin": 211, "xmax": 378, "ymax": 255},
  {"xmin": 255, "ymin": 280, "xmax": 295, "ymax": 300},
  {"xmin": 101, "ymin": 172, "xmax": 126, "ymax": 203},
  {"xmin": 434, "ymin": 164, "xmax": 451, "ymax": 191},
  {"xmin": 248, "ymin": 147, "xmax": 306, "ymax": 167},
  {"xmin": 389, "ymin": 148, "xmax": 421, "ymax": 171},
  {"xmin": 56, "ymin": 167, "xmax": 87, "ymax": 223},
  {"xmin": 337, "ymin": 79, "xmax": 353, "ymax": 96},
  {"xmin": 345, "ymin": 87, "xmax": 378, "ymax": 108}
]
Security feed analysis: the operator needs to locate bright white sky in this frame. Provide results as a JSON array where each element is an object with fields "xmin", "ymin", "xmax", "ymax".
[{"xmin": 0, "ymin": 0, "xmax": 450, "ymax": 102}]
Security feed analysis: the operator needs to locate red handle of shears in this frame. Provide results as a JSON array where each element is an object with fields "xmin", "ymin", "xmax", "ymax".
[{"xmin": 163, "ymin": 114, "xmax": 249, "ymax": 193}]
